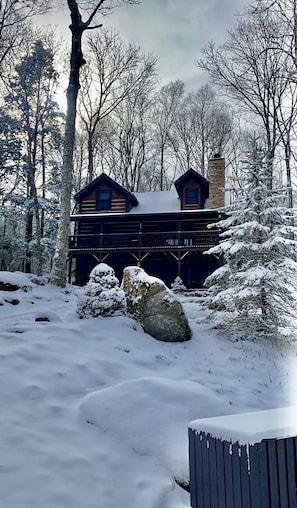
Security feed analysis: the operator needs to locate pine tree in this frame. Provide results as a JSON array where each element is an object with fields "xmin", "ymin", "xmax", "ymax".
[
  {"xmin": 204, "ymin": 138, "xmax": 297, "ymax": 342},
  {"xmin": 171, "ymin": 276, "xmax": 186, "ymax": 293}
]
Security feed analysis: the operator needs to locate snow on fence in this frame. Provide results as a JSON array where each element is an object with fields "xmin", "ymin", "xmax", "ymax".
[{"xmin": 188, "ymin": 407, "xmax": 297, "ymax": 508}]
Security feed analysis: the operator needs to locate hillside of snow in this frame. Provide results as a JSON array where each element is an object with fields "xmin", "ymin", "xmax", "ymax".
[{"xmin": 0, "ymin": 271, "xmax": 296, "ymax": 508}]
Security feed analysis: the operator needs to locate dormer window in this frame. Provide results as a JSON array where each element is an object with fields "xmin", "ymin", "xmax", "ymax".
[
  {"xmin": 185, "ymin": 188, "xmax": 198, "ymax": 205},
  {"xmin": 96, "ymin": 190, "xmax": 112, "ymax": 210}
]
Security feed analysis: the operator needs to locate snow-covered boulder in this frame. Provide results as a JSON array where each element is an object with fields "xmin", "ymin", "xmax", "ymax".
[
  {"xmin": 0, "ymin": 271, "xmax": 33, "ymax": 292},
  {"xmin": 122, "ymin": 266, "xmax": 191, "ymax": 342},
  {"xmin": 77, "ymin": 263, "xmax": 126, "ymax": 318},
  {"xmin": 122, "ymin": 266, "xmax": 165, "ymax": 321}
]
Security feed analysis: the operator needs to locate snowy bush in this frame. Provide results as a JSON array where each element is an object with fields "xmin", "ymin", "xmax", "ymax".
[
  {"xmin": 171, "ymin": 276, "xmax": 186, "ymax": 293},
  {"xmin": 77, "ymin": 263, "xmax": 126, "ymax": 318}
]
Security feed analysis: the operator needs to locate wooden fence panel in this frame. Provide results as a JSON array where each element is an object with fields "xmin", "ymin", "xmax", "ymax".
[
  {"xmin": 277, "ymin": 439, "xmax": 289, "ymax": 508},
  {"xmin": 223, "ymin": 441, "xmax": 234, "ymax": 508},
  {"xmin": 231, "ymin": 442, "xmax": 242, "ymax": 508},
  {"xmin": 249, "ymin": 444, "xmax": 261, "ymax": 508},
  {"xmin": 201, "ymin": 434, "xmax": 211, "ymax": 508},
  {"xmin": 267, "ymin": 439, "xmax": 280, "ymax": 508},
  {"xmin": 258, "ymin": 441, "xmax": 270, "ymax": 508},
  {"xmin": 208, "ymin": 436, "xmax": 218, "ymax": 508},
  {"xmin": 216, "ymin": 439, "xmax": 226, "ymax": 508},
  {"xmin": 188, "ymin": 429, "xmax": 197, "ymax": 508},
  {"xmin": 240, "ymin": 444, "xmax": 251, "ymax": 508},
  {"xmin": 195, "ymin": 433, "xmax": 205, "ymax": 508},
  {"xmin": 286, "ymin": 437, "xmax": 297, "ymax": 508}
]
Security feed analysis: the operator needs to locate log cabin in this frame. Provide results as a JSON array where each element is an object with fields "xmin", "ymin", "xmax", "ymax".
[{"xmin": 68, "ymin": 155, "xmax": 226, "ymax": 288}]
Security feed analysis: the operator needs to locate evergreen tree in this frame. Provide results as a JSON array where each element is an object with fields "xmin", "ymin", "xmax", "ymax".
[
  {"xmin": 171, "ymin": 276, "xmax": 186, "ymax": 293},
  {"xmin": 204, "ymin": 138, "xmax": 297, "ymax": 342},
  {"xmin": 4, "ymin": 36, "xmax": 62, "ymax": 274}
]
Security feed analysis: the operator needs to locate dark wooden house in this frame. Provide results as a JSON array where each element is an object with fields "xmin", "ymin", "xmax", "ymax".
[{"xmin": 69, "ymin": 155, "xmax": 226, "ymax": 288}]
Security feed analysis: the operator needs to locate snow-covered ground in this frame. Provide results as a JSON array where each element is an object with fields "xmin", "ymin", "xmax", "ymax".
[{"xmin": 0, "ymin": 272, "xmax": 296, "ymax": 508}]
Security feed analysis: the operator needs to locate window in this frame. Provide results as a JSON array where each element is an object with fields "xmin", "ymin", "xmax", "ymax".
[
  {"xmin": 96, "ymin": 190, "xmax": 112, "ymax": 210},
  {"xmin": 185, "ymin": 188, "xmax": 198, "ymax": 205}
]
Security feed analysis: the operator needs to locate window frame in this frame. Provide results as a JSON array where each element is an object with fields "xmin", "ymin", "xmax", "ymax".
[
  {"xmin": 185, "ymin": 188, "xmax": 199, "ymax": 205},
  {"xmin": 96, "ymin": 189, "xmax": 112, "ymax": 211}
]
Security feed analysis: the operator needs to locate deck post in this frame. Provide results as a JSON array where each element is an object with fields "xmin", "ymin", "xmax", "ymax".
[{"xmin": 67, "ymin": 255, "xmax": 72, "ymax": 283}]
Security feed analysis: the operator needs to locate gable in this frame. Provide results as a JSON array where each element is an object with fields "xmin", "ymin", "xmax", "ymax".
[
  {"xmin": 74, "ymin": 174, "xmax": 138, "ymax": 214},
  {"xmin": 174, "ymin": 168, "xmax": 209, "ymax": 210}
]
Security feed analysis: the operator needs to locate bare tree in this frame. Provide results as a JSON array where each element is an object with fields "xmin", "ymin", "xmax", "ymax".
[
  {"xmin": 0, "ymin": 0, "xmax": 50, "ymax": 77},
  {"xmin": 152, "ymin": 79, "xmax": 184, "ymax": 190},
  {"xmin": 197, "ymin": 7, "xmax": 297, "ymax": 193},
  {"xmin": 172, "ymin": 85, "xmax": 233, "ymax": 176},
  {"xmin": 250, "ymin": 0, "xmax": 297, "ymax": 207},
  {"xmin": 77, "ymin": 28, "xmax": 156, "ymax": 183},
  {"xmin": 105, "ymin": 86, "xmax": 155, "ymax": 191},
  {"xmin": 50, "ymin": 0, "xmax": 138, "ymax": 287},
  {"xmin": 251, "ymin": 0, "xmax": 297, "ymax": 66}
]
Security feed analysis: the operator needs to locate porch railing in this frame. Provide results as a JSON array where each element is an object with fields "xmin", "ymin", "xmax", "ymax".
[{"xmin": 69, "ymin": 230, "xmax": 219, "ymax": 252}]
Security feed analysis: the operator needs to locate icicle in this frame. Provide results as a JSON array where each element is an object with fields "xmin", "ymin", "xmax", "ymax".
[{"xmin": 246, "ymin": 444, "xmax": 251, "ymax": 473}]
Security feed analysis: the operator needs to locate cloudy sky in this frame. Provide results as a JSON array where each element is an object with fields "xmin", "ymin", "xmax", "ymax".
[
  {"xmin": 41, "ymin": 0, "xmax": 251, "ymax": 91},
  {"xmin": 103, "ymin": 0, "xmax": 253, "ymax": 89}
]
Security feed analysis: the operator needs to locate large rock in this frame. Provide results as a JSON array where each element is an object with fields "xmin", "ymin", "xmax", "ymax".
[
  {"xmin": 122, "ymin": 266, "xmax": 191, "ymax": 342},
  {"xmin": 0, "ymin": 271, "xmax": 33, "ymax": 292}
]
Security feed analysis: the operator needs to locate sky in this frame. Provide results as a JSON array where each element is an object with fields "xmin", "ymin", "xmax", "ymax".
[
  {"xmin": 39, "ymin": 0, "xmax": 251, "ymax": 93},
  {"xmin": 0, "ymin": 270, "xmax": 296, "ymax": 508}
]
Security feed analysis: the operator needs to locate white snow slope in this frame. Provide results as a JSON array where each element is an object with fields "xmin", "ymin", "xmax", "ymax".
[{"xmin": 0, "ymin": 272, "xmax": 296, "ymax": 508}]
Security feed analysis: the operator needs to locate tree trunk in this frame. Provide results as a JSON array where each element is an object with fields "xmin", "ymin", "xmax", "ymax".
[
  {"xmin": 160, "ymin": 145, "xmax": 164, "ymax": 191},
  {"xmin": 25, "ymin": 171, "xmax": 33, "ymax": 273},
  {"xmin": 284, "ymin": 138, "xmax": 293, "ymax": 209},
  {"xmin": 51, "ymin": 2, "xmax": 85, "ymax": 286},
  {"xmin": 87, "ymin": 131, "xmax": 94, "ymax": 183},
  {"xmin": 40, "ymin": 131, "xmax": 46, "ymax": 238}
]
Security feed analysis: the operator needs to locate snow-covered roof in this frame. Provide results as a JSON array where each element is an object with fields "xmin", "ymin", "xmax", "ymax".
[
  {"xmin": 71, "ymin": 190, "xmax": 220, "ymax": 219},
  {"xmin": 190, "ymin": 406, "xmax": 297, "ymax": 445},
  {"xmin": 133, "ymin": 190, "xmax": 180, "ymax": 213}
]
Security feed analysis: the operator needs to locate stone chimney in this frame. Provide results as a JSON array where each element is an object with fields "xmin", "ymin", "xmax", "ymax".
[{"xmin": 208, "ymin": 154, "xmax": 225, "ymax": 209}]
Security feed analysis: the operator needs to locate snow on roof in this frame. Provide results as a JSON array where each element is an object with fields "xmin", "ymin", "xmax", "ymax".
[
  {"xmin": 70, "ymin": 188, "xmax": 227, "ymax": 220},
  {"xmin": 71, "ymin": 193, "xmax": 218, "ymax": 219},
  {"xmin": 189, "ymin": 406, "xmax": 297, "ymax": 445},
  {"xmin": 133, "ymin": 190, "xmax": 180, "ymax": 213}
]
